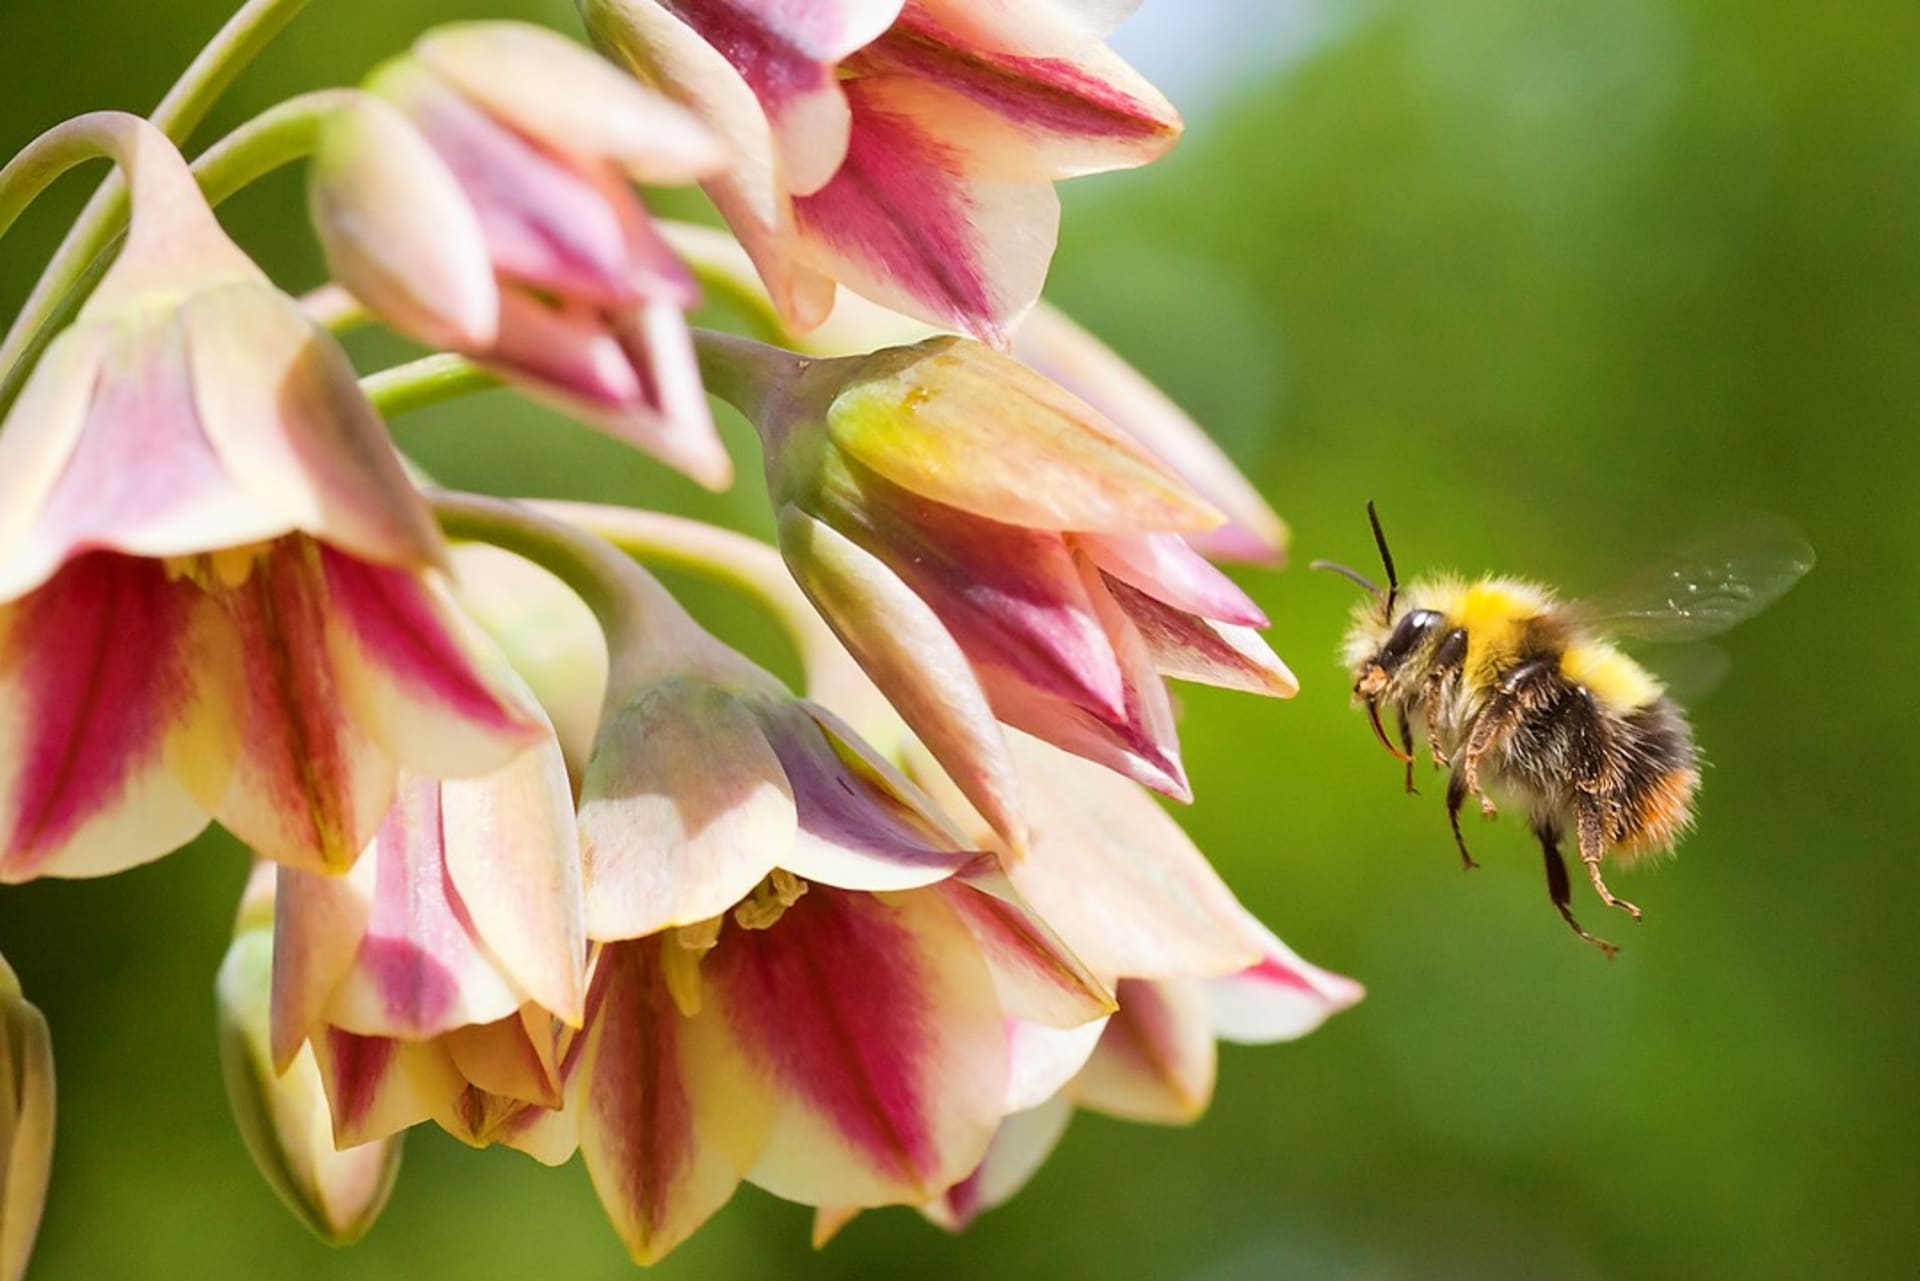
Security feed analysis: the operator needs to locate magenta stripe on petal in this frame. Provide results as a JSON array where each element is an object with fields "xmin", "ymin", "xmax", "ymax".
[
  {"xmin": 324, "ymin": 1028, "xmax": 399, "ymax": 1133},
  {"xmin": 321, "ymin": 547, "xmax": 525, "ymax": 735},
  {"xmin": 705, "ymin": 887, "xmax": 940, "ymax": 1185},
  {"xmin": 358, "ymin": 781, "xmax": 464, "ymax": 1034},
  {"xmin": 871, "ymin": 15, "xmax": 1176, "ymax": 151},
  {"xmin": 2, "ymin": 555, "xmax": 194, "ymax": 873},
  {"xmin": 795, "ymin": 80, "xmax": 998, "ymax": 336},
  {"xmin": 587, "ymin": 940, "xmax": 698, "ymax": 1239}
]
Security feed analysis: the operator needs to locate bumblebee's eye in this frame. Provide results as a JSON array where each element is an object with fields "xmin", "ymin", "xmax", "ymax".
[{"xmin": 1377, "ymin": 609, "xmax": 1443, "ymax": 668}]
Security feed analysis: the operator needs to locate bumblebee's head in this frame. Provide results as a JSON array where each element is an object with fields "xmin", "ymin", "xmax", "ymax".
[{"xmin": 1315, "ymin": 503, "xmax": 1440, "ymax": 761}]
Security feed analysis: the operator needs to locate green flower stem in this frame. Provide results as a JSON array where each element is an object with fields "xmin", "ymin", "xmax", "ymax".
[
  {"xmin": 432, "ymin": 491, "xmax": 698, "ymax": 706},
  {"xmin": 361, "ymin": 354, "xmax": 499, "ymax": 420},
  {"xmin": 657, "ymin": 221, "xmax": 792, "ymax": 345},
  {"xmin": 0, "ymin": 0, "xmax": 316, "ymax": 379},
  {"xmin": 0, "ymin": 89, "xmax": 353, "ymax": 418},
  {"xmin": 533, "ymin": 501, "xmax": 899, "ymax": 740},
  {"xmin": 693, "ymin": 326, "xmax": 809, "ymax": 428}
]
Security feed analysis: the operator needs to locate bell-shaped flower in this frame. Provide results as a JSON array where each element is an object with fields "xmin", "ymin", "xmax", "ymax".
[
  {"xmin": 761, "ymin": 335, "xmax": 1294, "ymax": 835},
  {"xmin": 215, "ymin": 864, "xmax": 402, "ymax": 1245},
  {"xmin": 0, "ymin": 114, "xmax": 543, "ymax": 881},
  {"xmin": 573, "ymin": 867, "xmax": 1111, "ymax": 1264},
  {"xmin": 312, "ymin": 23, "xmax": 732, "ymax": 487},
  {"xmin": 1, "ymin": 953, "xmax": 53, "ymax": 1281},
  {"xmin": 585, "ymin": 0, "xmax": 1180, "ymax": 343},
  {"xmin": 266, "ymin": 698, "xmax": 586, "ymax": 1152}
]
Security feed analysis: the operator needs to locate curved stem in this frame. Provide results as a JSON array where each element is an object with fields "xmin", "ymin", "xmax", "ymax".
[
  {"xmin": 361, "ymin": 354, "xmax": 498, "ymax": 420},
  {"xmin": 0, "ymin": 90, "xmax": 353, "ymax": 418},
  {"xmin": 0, "ymin": 0, "xmax": 316, "ymax": 377},
  {"xmin": 693, "ymin": 327, "xmax": 808, "ymax": 427},
  {"xmin": 429, "ymin": 492, "xmax": 713, "ymax": 705},
  {"xmin": 531, "ymin": 501, "xmax": 898, "ymax": 739},
  {"xmin": 0, "ymin": 113, "xmax": 161, "ymax": 242}
]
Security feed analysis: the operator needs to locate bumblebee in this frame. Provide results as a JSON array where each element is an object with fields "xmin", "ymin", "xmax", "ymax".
[{"xmin": 1319, "ymin": 504, "xmax": 1813, "ymax": 956}]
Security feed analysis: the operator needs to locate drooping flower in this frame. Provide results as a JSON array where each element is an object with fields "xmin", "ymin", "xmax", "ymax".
[
  {"xmin": 758, "ymin": 335, "xmax": 1295, "ymax": 832},
  {"xmin": 0, "ymin": 113, "xmax": 542, "ymax": 881},
  {"xmin": 310, "ymin": 23, "xmax": 732, "ymax": 487},
  {"xmin": 1, "ymin": 953, "xmax": 53, "ymax": 1281},
  {"xmin": 266, "ymin": 705, "xmax": 586, "ymax": 1151},
  {"xmin": 215, "ymin": 864, "xmax": 402, "ymax": 1245},
  {"xmin": 574, "ymin": 870, "xmax": 1110, "ymax": 1263},
  {"xmin": 584, "ymin": 0, "xmax": 1180, "ymax": 343}
]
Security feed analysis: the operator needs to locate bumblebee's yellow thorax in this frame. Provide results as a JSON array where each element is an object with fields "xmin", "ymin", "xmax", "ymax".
[
  {"xmin": 1559, "ymin": 640, "xmax": 1664, "ymax": 713},
  {"xmin": 1414, "ymin": 577, "xmax": 1555, "ymax": 687}
]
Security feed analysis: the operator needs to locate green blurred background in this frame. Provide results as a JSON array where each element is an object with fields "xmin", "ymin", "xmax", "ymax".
[{"xmin": 3, "ymin": 0, "xmax": 1916, "ymax": 1277}]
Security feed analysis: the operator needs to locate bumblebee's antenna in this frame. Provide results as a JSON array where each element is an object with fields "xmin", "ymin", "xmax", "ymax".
[
  {"xmin": 1367, "ymin": 500, "xmax": 1398, "ymax": 622},
  {"xmin": 1308, "ymin": 560, "xmax": 1382, "ymax": 594}
]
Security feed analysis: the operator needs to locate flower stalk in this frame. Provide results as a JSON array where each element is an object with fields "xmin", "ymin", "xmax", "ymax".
[{"xmin": 0, "ymin": 0, "xmax": 317, "ymax": 391}]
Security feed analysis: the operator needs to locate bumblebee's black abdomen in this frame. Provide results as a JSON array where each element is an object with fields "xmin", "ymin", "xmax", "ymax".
[{"xmin": 1610, "ymin": 697, "xmax": 1700, "ymax": 857}]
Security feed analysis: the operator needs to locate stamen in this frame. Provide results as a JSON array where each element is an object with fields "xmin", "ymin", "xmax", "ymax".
[
  {"xmin": 661, "ymin": 917, "xmax": 722, "ymax": 1018},
  {"xmin": 733, "ymin": 868, "xmax": 809, "ymax": 931}
]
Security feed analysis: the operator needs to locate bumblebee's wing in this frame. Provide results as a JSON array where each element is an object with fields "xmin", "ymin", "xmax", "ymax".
[
  {"xmin": 1644, "ymin": 641, "xmax": 1732, "ymax": 701},
  {"xmin": 1574, "ymin": 516, "xmax": 1815, "ymax": 643}
]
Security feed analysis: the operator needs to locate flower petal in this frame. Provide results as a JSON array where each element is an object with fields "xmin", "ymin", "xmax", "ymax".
[
  {"xmin": 0, "ymin": 324, "xmax": 104, "ymax": 602},
  {"xmin": 777, "ymin": 505, "xmax": 1026, "ymax": 851},
  {"xmin": 1205, "ymin": 908, "xmax": 1365, "ymax": 1044},
  {"xmin": 0, "ymin": 317, "xmax": 289, "ymax": 602},
  {"xmin": 0, "ymin": 556, "xmax": 223, "ymax": 882},
  {"xmin": 415, "ymin": 21, "xmax": 725, "ymax": 183},
  {"xmin": 313, "ymin": 1029, "xmax": 465, "ymax": 1149},
  {"xmin": 760, "ymin": 702, "xmax": 974, "ymax": 892},
  {"xmin": 935, "ymin": 874, "xmax": 1112, "ymax": 1028},
  {"xmin": 922, "ymin": 1091, "xmax": 1074, "ymax": 1233},
  {"xmin": 1079, "ymin": 534, "xmax": 1267, "ymax": 626},
  {"xmin": 861, "ymin": 13, "xmax": 1180, "ymax": 179},
  {"xmin": 651, "ymin": 0, "xmax": 903, "ymax": 194},
  {"xmin": 320, "ymin": 778, "xmax": 525, "ymax": 1042},
  {"xmin": 828, "ymin": 461, "xmax": 1126, "ymax": 720},
  {"xmin": 793, "ymin": 76, "xmax": 1058, "ymax": 344},
  {"xmin": 271, "ymin": 861, "xmax": 372, "ymax": 1071},
  {"xmin": 184, "ymin": 284, "xmax": 444, "ymax": 572},
  {"xmin": 584, "ymin": 0, "xmax": 837, "ymax": 330},
  {"xmin": 309, "ymin": 93, "xmax": 499, "ymax": 350},
  {"xmin": 1073, "ymin": 977, "xmax": 1215, "ymax": 1124},
  {"xmin": 577, "ymin": 938, "xmax": 762, "ymax": 1264},
  {"xmin": 700, "ymin": 886, "xmax": 1007, "ymax": 1206},
  {"xmin": 448, "ymin": 544, "xmax": 609, "ymax": 776},
  {"xmin": 579, "ymin": 678, "xmax": 798, "ymax": 941},
  {"xmin": 323, "ymin": 548, "xmax": 546, "ymax": 778},
  {"xmin": 1015, "ymin": 305, "xmax": 1288, "ymax": 565},
  {"xmin": 1001, "ymin": 1018, "xmax": 1104, "ymax": 1113},
  {"xmin": 908, "ymin": 0, "xmax": 1141, "ymax": 56},
  {"xmin": 826, "ymin": 337, "xmax": 1222, "ymax": 534},
  {"xmin": 973, "ymin": 732, "xmax": 1267, "ymax": 981},
  {"xmin": 1102, "ymin": 575, "xmax": 1298, "ymax": 698},
  {"xmin": 214, "ymin": 541, "xmax": 398, "ymax": 876},
  {"xmin": 977, "ymin": 560, "xmax": 1188, "ymax": 800},
  {"xmin": 440, "ymin": 733, "xmax": 586, "ymax": 1025}
]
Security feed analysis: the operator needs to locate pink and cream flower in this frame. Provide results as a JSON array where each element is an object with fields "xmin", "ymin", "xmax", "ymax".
[
  {"xmin": 310, "ymin": 23, "xmax": 733, "ymax": 487},
  {"xmin": 264, "ymin": 710, "xmax": 586, "ymax": 1154},
  {"xmin": 761, "ymin": 335, "xmax": 1295, "ymax": 838},
  {"xmin": 0, "ymin": 114, "xmax": 542, "ymax": 882},
  {"xmin": 584, "ymin": 0, "xmax": 1180, "ymax": 343}
]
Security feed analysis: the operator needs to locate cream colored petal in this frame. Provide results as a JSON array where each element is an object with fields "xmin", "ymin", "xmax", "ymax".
[
  {"xmin": 184, "ymin": 284, "xmax": 444, "ymax": 572},
  {"xmin": 921, "ymin": 1091, "xmax": 1075, "ymax": 1233},
  {"xmin": 578, "ymin": 678, "xmax": 798, "ymax": 942},
  {"xmin": 313, "ymin": 1030, "xmax": 465, "ymax": 1149},
  {"xmin": 0, "ymin": 323, "xmax": 108, "ymax": 603},
  {"xmin": 417, "ymin": 21, "xmax": 725, "ymax": 184},
  {"xmin": 936, "ymin": 874, "xmax": 1113, "ymax": 1028},
  {"xmin": 1073, "ymin": 977, "xmax": 1215, "ymax": 1125}
]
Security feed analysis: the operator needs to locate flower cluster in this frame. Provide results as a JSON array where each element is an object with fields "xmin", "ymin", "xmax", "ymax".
[{"xmin": 0, "ymin": 2, "xmax": 1356, "ymax": 1270}]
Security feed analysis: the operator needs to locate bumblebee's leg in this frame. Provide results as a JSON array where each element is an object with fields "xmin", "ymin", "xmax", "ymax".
[
  {"xmin": 1575, "ymin": 793, "xmax": 1642, "ymax": 921},
  {"xmin": 1424, "ymin": 628, "xmax": 1469, "ymax": 769},
  {"xmin": 1445, "ymin": 766, "xmax": 1479, "ymax": 870},
  {"xmin": 1534, "ymin": 818, "xmax": 1618, "ymax": 958},
  {"xmin": 1395, "ymin": 705, "xmax": 1418, "ymax": 794}
]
